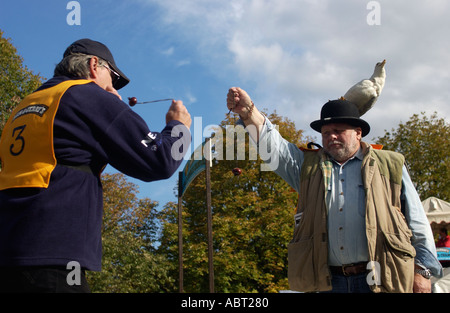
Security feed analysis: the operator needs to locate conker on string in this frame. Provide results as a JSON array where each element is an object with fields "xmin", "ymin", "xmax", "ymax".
[
  {"xmin": 128, "ymin": 97, "xmax": 138, "ymax": 106},
  {"xmin": 127, "ymin": 97, "xmax": 173, "ymax": 107},
  {"xmin": 232, "ymin": 168, "xmax": 242, "ymax": 176}
]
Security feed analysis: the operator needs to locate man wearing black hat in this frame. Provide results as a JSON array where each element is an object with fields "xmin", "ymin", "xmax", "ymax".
[
  {"xmin": 226, "ymin": 87, "xmax": 442, "ymax": 293},
  {"xmin": 0, "ymin": 39, "xmax": 191, "ymax": 292}
]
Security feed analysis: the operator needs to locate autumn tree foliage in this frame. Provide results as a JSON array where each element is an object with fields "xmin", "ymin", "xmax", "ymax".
[
  {"xmin": 87, "ymin": 173, "xmax": 175, "ymax": 292},
  {"xmin": 0, "ymin": 30, "xmax": 43, "ymax": 135},
  {"xmin": 376, "ymin": 112, "xmax": 449, "ymax": 202}
]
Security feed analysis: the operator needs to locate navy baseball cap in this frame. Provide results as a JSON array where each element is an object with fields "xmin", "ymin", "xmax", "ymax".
[{"xmin": 63, "ymin": 38, "xmax": 130, "ymax": 90}]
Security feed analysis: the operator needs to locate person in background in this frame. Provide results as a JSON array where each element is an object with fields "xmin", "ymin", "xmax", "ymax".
[
  {"xmin": 0, "ymin": 39, "xmax": 191, "ymax": 292},
  {"xmin": 437, "ymin": 227, "xmax": 450, "ymax": 248}
]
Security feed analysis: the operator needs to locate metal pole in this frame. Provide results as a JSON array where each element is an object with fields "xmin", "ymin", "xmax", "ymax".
[
  {"xmin": 205, "ymin": 138, "xmax": 214, "ymax": 293},
  {"xmin": 178, "ymin": 172, "xmax": 184, "ymax": 293}
]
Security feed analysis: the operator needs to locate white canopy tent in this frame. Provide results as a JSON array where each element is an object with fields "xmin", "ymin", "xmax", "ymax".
[
  {"xmin": 422, "ymin": 197, "xmax": 450, "ymax": 293},
  {"xmin": 422, "ymin": 197, "xmax": 450, "ymax": 224}
]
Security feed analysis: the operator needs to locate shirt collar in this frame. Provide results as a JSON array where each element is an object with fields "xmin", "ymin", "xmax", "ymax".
[{"xmin": 354, "ymin": 146, "xmax": 364, "ymax": 160}]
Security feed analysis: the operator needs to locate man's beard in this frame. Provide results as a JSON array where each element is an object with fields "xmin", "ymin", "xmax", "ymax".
[{"xmin": 324, "ymin": 140, "xmax": 359, "ymax": 163}]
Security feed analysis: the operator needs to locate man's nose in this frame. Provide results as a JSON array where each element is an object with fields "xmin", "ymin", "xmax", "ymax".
[{"xmin": 329, "ymin": 132, "xmax": 338, "ymax": 140}]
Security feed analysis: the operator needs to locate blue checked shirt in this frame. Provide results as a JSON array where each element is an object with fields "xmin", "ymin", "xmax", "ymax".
[{"xmin": 245, "ymin": 117, "xmax": 443, "ymax": 277}]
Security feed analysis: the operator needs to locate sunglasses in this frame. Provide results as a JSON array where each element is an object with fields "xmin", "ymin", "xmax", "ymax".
[{"xmin": 101, "ymin": 63, "xmax": 120, "ymax": 85}]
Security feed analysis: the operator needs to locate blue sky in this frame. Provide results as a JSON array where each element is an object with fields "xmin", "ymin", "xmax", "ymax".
[{"xmin": 1, "ymin": 0, "xmax": 449, "ymax": 207}]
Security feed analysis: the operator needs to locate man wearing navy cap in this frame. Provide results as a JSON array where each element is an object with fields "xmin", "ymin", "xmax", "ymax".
[
  {"xmin": 226, "ymin": 87, "xmax": 442, "ymax": 293},
  {"xmin": 0, "ymin": 39, "xmax": 191, "ymax": 292}
]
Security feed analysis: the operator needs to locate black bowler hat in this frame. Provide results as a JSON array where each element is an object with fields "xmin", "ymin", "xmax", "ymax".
[
  {"xmin": 63, "ymin": 38, "xmax": 130, "ymax": 90},
  {"xmin": 310, "ymin": 99, "xmax": 371, "ymax": 137}
]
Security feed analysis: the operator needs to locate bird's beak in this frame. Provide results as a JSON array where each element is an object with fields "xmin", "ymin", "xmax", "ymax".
[{"xmin": 381, "ymin": 59, "xmax": 386, "ymax": 66}]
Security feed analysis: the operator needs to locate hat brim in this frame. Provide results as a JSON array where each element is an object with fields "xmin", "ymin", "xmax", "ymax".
[{"xmin": 310, "ymin": 117, "xmax": 370, "ymax": 137}]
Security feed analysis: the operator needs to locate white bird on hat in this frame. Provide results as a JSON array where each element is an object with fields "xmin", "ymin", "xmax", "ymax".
[{"xmin": 341, "ymin": 59, "xmax": 386, "ymax": 117}]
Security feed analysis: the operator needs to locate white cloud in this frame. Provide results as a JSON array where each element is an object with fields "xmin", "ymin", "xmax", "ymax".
[
  {"xmin": 141, "ymin": 0, "xmax": 450, "ymax": 140},
  {"xmin": 161, "ymin": 47, "xmax": 174, "ymax": 56},
  {"xmin": 176, "ymin": 59, "xmax": 191, "ymax": 67},
  {"xmin": 184, "ymin": 90, "xmax": 197, "ymax": 105}
]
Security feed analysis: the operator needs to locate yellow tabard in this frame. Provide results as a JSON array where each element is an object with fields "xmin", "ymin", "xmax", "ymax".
[{"xmin": 0, "ymin": 80, "xmax": 93, "ymax": 190}]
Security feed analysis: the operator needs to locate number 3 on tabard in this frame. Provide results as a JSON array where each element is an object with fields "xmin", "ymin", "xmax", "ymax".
[{"xmin": 10, "ymin": 125, "xmax": 26, "ymax": 156}]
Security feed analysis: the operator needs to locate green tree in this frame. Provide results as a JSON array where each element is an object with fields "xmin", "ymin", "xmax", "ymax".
[
  {"xmin": 375, "ymin": 112, "xmax": 449, "ymax": 201},
  {"xmin": 158, "ymin": 111, "xmax": 310, "ymax": 292},
  {"xmin": 87, "ymin": 173, "xmax": 175, "ymax": 292},
  {"xmin": 0, "ymin": 30, "xmax": 44, "ymax": 135}
]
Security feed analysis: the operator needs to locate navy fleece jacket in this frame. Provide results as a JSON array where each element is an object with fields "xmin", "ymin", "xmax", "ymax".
[{"xmin": 0, "ymin": 77, "xmax": 190, "ymax": 270}]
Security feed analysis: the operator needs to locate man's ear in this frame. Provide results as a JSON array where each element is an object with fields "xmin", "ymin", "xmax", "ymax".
[
  {"xmin": 88, "ymin": 57, "xmax": 99, "ymax": 79},
  {"xmin": 355, "ymin": 127, "xmax": 362, "ymax": 140}
]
